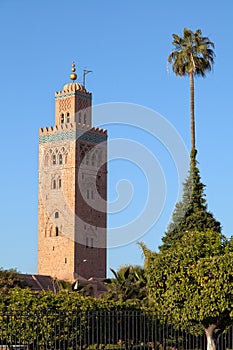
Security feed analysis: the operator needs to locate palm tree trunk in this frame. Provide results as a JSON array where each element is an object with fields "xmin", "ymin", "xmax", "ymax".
[{"xmin": 190, "ymin": 72, "xmax": 195, "ymax": 150}]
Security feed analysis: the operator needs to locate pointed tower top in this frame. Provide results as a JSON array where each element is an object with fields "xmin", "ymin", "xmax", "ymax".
[{"xmin": 70, "ymin": 61, "xmax": 77, "ymax": 81}]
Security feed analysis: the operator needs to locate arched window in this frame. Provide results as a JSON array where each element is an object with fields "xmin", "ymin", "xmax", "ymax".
[
  {"xmin": 58, "ymin": 178, "xmax": 62, "ymax": 189},
  {"xmin": 86, "ymin": 237, "xmax": 89, "ymax": 248},
  {"xmin": 97, "ymin": 152, "xmax": 102, "ymax": 167},
  {"xmin": 59, "ymin": 154, "xmax": 63, "ymax": 165},
  {"xmin": 52, "ymin": 179, "xmax": 56, "ymax": 189},
  {"xmin": 45, "ymin": 154, "xmax": 49, "ymax": 166},
  {"xmin": 55, "ymin": 212, "xmax": 59, "ymax": 219},
  {"xmin": 78, "ymin": 112, "xmax": 82, "ymax": 123},
  {"xmin": 55, "ymin": 227, "xmax": 59, "ymax": 236},
  {"xmin": 84, "ymin": 113, "xmax": 87, "ymax": 124},
  {"xmin": 66, "ymin": 112, "xmax": 70, "ymax": 123},
  {"xmin": 61, "ymin": 113, "xmax": 64, "ymax": 124},
  {"xmin": 52, "ymin": 154, "xmax": 56, "ymax": 165},
  {"xmin": 86, "ymin": 154, "xmax": 89, "ymax": 165},
  {"xmin": 65, "ymin": 153, "xmax": 68, "ymax": 164},
  {"xmin": 91, "ymin": 154, "xmax": 96, "ymax": 166}
]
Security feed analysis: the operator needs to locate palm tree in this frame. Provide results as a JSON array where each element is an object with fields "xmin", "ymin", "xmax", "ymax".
[
  {"xmin": 103, "ymin": 265, "xmax": 147, "ymax": 303},
  {"xmin": 168, "ymin": 28, "xmax": 215, "ymax": 152}
]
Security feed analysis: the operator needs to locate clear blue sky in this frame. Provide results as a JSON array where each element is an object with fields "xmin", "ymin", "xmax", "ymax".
[{"xmin": 0, "ymin": 0, "xmax": 232, "ymax": 276}]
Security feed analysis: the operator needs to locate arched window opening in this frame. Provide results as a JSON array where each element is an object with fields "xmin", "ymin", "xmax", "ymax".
[
  {"xmin": 97, "ymin": 153, "xmax": 102, "ymax": 167},
  {"xmin": 86, "ymin": 154, "xmax": 89, "ymax": 165},
  {"xmin": 66, "ymin": 112, "xmax": 70, "ymax": 123},
  {"xmin": 52, "ymin": 154, "xmax": 56, "ymax": 165},
  {"xmin": 64, "ymin": 258, "xmax": 67, "ymax": 263},
  {"xmin": 55, "ymin": 212, "xmax": 59, "ymax": 219},
  {"xmin": 91, "ymin": 154, "xmax": 96, "ymax": 166},
  {"xmin": 78, "ymin": 112, "xmax": 82, "ymax": 123},
  {"xmin": 61, "ymin": 113, "xmax": 64, "ymax": 124},
  {"xmin": 59, "ymin": 154, "xmax": 63, "ymax": 165},
  {"xmin": 86, "ymin": 237, "xmax": 89, "ymax": 248},
  {"xmin": 50, "ymin": 226, "xmax": 53, "ymax": 237},
  {"xmin": 84, "ymin": 113, "xmax": 87, "ymax": 124},
  {"xmin": 58, "ymin": 178, "xmax": 62, "ymax": 189},
  {"xmin": 53, "ymin": 179, "xmax": 56, "ymax": 189},
  {"xmin": 45, "ymin": 154, "xmax": 49, "ymax": 166},
  {"xmin": 55, "ymin": 226, "xmax": 59, "ymax": 236}
]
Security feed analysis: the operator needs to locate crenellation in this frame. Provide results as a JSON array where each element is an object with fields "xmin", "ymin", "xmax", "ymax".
[{"xmin": 40, "ymin": 123, "xmax": 107, "ymax": 136}]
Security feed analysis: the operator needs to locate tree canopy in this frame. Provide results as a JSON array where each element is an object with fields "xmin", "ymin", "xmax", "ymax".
[
  {"xmin": 142, "ymin": 230, "xmax": 233, "ymax": 350},
  {"xmin": 103, "ymin": 265, "xmax": 147, "ymax": 304},
  {"xmin": 168, "ymin": 28, "xmax": 215, "ymax": 150},
  {"xmin": 159, "ymin": 151, "xmax": 221, "ymax": 252},
  {"xmin": 0, "ymin": 268, "xmax": 26, "ymax": 294}
]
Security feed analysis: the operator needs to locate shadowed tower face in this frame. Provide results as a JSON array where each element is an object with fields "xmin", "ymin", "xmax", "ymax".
[{"xmin": 38, "ymin": 63, "xmax": 107, "ymax": 282}]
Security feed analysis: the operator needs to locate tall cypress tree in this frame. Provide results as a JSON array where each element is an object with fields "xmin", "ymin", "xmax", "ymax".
[{"xmin": 159, "ymin": 150, "xmax": 221, "ymax": 252}]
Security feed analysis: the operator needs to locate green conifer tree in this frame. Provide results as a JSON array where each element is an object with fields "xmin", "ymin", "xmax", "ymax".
[{"xmin": 159, "ymin": 150, "xmax": 221, "ymax": 252}]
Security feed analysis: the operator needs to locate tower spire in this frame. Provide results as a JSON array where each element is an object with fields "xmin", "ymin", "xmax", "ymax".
[{"xmin": 70, "ymin": 61, "xmax": 77, "ymax": 81}]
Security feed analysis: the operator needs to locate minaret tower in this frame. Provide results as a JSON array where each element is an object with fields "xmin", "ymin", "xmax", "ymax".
[{"xmin": 38, "ymin": 63, "xmax": 107, "ymax": 281}]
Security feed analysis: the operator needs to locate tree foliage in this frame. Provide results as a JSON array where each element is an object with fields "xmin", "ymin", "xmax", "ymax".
[
  {"xmin": 0, "ymin": 288, "xmax": 143, "ymax": 347},
  {"xmin": 103, "ymin": 265, "xmax": 147, "ymax": 304},
  {"xmin": 168, "ymin": 28, "xmax": 215, "ymax": 78},
  {"xmin": 0, "ymin": 268, "xmax": 26, "ymax": 294},
  {"xmin": 168, "ymin": 28, "xmax": 215, "ymax": 150},
  {"xmin": 142, "ymin": 230, "xmax": 233, "ymax": 350},
  {"xmin": 160, "ymin": 151, "xmax": 221, "ymax": 252}
]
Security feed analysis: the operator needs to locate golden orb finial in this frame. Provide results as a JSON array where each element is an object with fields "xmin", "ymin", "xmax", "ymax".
[{"xmin": 70, "ymin": 61, "xmax": 77, "ymax": 81}]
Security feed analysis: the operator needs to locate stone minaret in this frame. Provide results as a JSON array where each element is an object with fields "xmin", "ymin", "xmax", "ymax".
[{"xmin": 38, "ymin": 63, "xmax": 107, "ymax": 281}]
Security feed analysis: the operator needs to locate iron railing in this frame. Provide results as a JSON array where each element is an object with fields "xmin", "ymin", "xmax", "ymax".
[{"xmin": 0, "ymin": 311, "xmax": 232, "ymax": 350}]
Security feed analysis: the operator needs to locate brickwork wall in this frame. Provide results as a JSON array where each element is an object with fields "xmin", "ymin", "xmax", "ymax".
[{"xmin": 38, "ymin": 139, "xmax": 76, "ymax": 281}]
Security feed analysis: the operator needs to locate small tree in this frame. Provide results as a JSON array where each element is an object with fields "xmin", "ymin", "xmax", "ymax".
[
  {"xmin": 141, "ymin": 231, "xmax": 233, "ymax": 350},
  {"xmin": 160, "ymin": 150, "xmax": 221, "ymax": 252}
]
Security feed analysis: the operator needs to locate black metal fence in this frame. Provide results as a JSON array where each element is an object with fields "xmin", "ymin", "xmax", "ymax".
[{"xmin": 0, "ymin": 311, "xmax": 232, "ymax": 350}]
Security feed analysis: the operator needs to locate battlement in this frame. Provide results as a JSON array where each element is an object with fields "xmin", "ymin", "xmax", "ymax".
[
  {"xmin": 39, "ymin": 123, "xmax": 75, "ymax": 135},
  {"xmin": 39, "ymin": 123, "xmax": 107, "ymax": 145},
  {"xmin": 88, "ymin": 127, "xmax": 108, "ymax": 135},
  {"xmin": 39, "ymin": 123, "xmax": 107, "ymax": 136}
]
